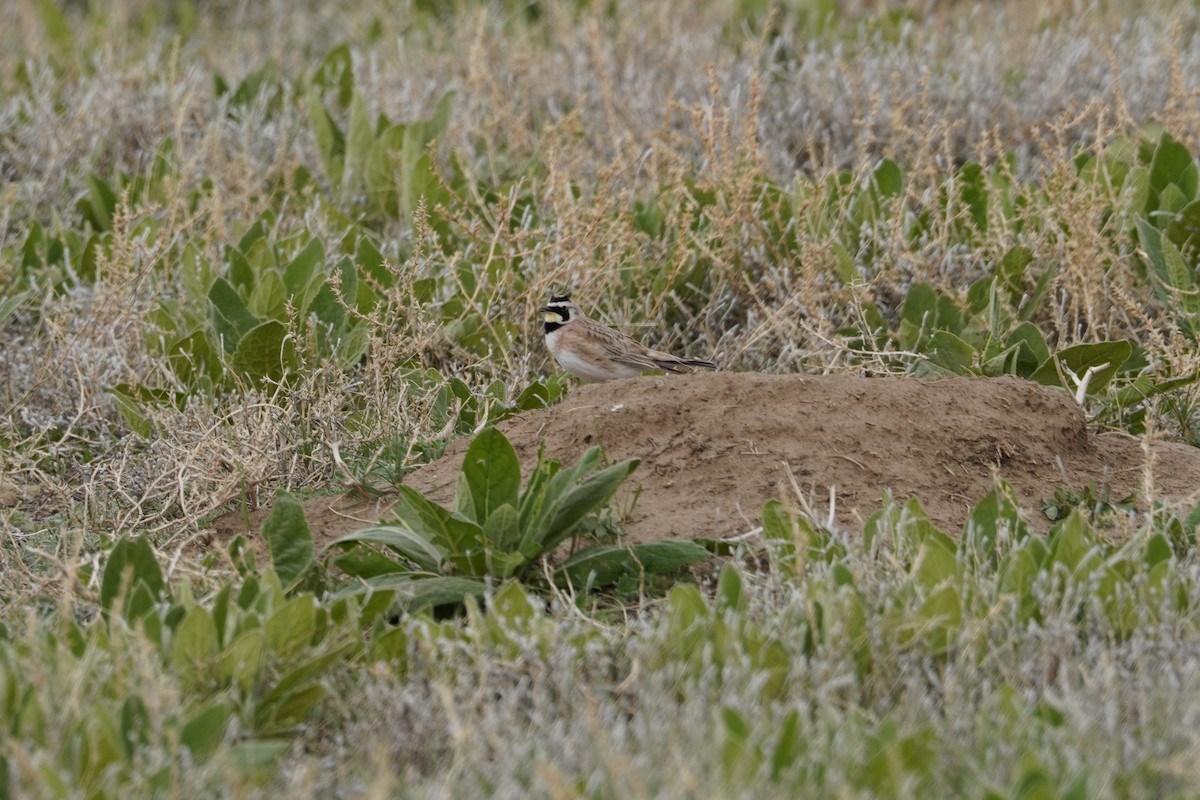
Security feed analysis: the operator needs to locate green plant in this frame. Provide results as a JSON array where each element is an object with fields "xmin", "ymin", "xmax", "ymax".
[{"xmin": 327, "ymin": 426, "xmax": 708, "ymax": 610}]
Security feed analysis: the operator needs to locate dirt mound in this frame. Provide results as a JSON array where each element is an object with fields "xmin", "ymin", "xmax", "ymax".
[{"xmin": 214, "ymin": 373, "xmax": 1200, "ymax": 551}]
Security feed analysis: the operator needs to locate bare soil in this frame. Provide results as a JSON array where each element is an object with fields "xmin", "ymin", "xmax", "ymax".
[{"xmin": 213, "ymin": 373, "xmax": 1200, "ymax": 551}]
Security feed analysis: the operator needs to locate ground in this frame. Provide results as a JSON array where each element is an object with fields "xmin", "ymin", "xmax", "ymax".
[{"xmin": 214, "ymin": 372, "xmax": 1200, "ymax": 550}]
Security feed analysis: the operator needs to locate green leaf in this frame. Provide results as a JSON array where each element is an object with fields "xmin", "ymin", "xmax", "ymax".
[
  {"xmin": 180, "ymin": 702, "xmax": 232, "ymax": 761},
  {"xmin": 172, "ymin": 606, "xmax": 219, "ymax": 685},
  {"xmin": 460, "ymin": 426, "xmax": 522, "ymax": 524},
  {"xmin": 1048, "ymin": 508, "xmax": 1094, "ymax": 574},
  {"xmin": 282, "ymin": 238, "xmax": 325, "ymax": 301},
  {"xmin": 556, "ymin": 540, "xmax": 709, "ymax": 588},
  {"xmin": 311, "ymin": 42, "xmax": 354, "ymax": 110},
  {"xmin": 230, "ymin": 739, "xmax": 291, "ymax": 771},
  {"xmin": 871, "ymin": 158, "xmax": 903, "ymax": 199},
  {"xmin": 1160, "ymin": 237, "xmax": 1200, "ymax": 313},
  {"xmin": 218, "ymin": 628, "xmax": 265, "ymax": 691},
  {"xmin": 927, "ymin": 330, "xmax": 976, "ymax": 374},
  {"xmin": 344, "ymin": 93, "xmax": 375, "ymax": 198},
  {"xmin": 108, "ymin": 385, "xmax": 155, "ymax": 438},
  {"xmin": 231, "ymin": 319, "xmax": 297, "ymax": 382},
  {"xmin": 368, "ymin": 574, "xmax": 487, "ymax": 611},
  {"xmin": 481, "ymin": 503, "xmax": 522, "ymax": 558},
  {"xmin": 538, "ymin": 458, "xmax": 640, "ymax": 554},
  {"xmin": 1004, "ymin": 322, "xmax": 1051, "ymax": 375},
  {"xmin": 1149, "ymin": 132, "xmax": 1198, "ymax": 207},
  {"xmin": 1165, "ymin": 199, "xmax": 1200, "ymax": 251},
  {"xmin": 100, "ymin": 536, "xmax": 165, "ymax": 615},
  {"xmin": 327, "ymin": 525, "xmax": 443, "ymax": 573},
  {"xmin": 248, "ymin": 269, "xmax": 287, "ymax": 320},
  {"xmin": 959, "ymin": 161, "xmax": 989, "ymax": 231},
  {"xmin": 307, "ymin": 92, "xmax": 345, "ymax": 187},
  {"xmin": 1018, "ymin": 261, "xmax": 1058, "ymax": 322},
  {"xmin": 0, "ymin": 290, "xmax": 32, "ymax": 327},
  {"xmin": 84, "ymin": 174, "xmax": 118, "ymax": 232},
  {"xmin": 334, "ymin": 324, "xmax": 371, "ymax": 368},
  {"xmin": 391, "ymin": 485, "xmax": 486, "ymax": 559},
  {"xmin": 260, "ymin": 683, "xmax": 326, "ymax": 733},
  {"xmin": 208, "ymin": 277, "xmax": 259, "ymax": 351},
  {"xmin": 900, "ymin": 281, "xmax": 937, "ymax": 329},
  {"xmin": 262, "ymin": 493, "xmax": 314, "ymax": 587},
  {"xmin": 996, "ymin": 246, "xmax": 1034, "ymax": 296},
  {"xmin": 264, "ymin": 594, "xmax": 316, "ymax": 656},
  {"xmin": 1030, "ymin": 340, "xmax": 1132, "ymax": 394}
]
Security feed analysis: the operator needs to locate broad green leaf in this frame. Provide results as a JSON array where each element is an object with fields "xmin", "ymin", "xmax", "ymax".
[
  {"xmin": 556, "ymin": 540, "xmax": 708, "ymax": 588},
  {"xmin": 1160, "ymin": 237, "xmax": 1200, "ymax": 313},
  {"xmin": 481, "ymin": 503, "xmax": 522, "ymax": 555},
  {"xmin": 218, "ymin": 628, "xmax": 265, "ymax": 691},
  {"xmin": 927, "ymin": 330, "xmax": 976, "ymax": 374},
  {"xmin": 231, "ymin": 319, "xmax": 297, "ymax": 382},
  {"xmin": 1018, "ymin": 261, "xmax": 1058, "ymax": 322},
  {"xmin": 208, "ymin": 277, "xmax": 259, "ymax": 351},
  {"xmin": 100, "ymin": 536, "xmax": 165, "ymax": 614},
  {"xmin": 958, "ymin": 161, "xmax": 989, "ymax": 231},
  {"xmin": 172, "ymin": 606, "xmax": 219, "ymax": 684},
  {"xmin": 460, "ymin": 426, "xmax": 521, "ymax": 524},
  {"xmin": 900, "ymin": 281, "xmax": 937, "ymax": 329},
  {"xmin": 311, "ymin": 42, "xmax": 354, "ymax": 109},
  {"xmin": 714, "ymin": 562, "xmax": 747, "ymax": 614},
  {"xmin": 307, "ymin": 92, "xmax": 345, "ymax": 187},
  {"xmin": 1144, "ymin": 532, "xmax": 1172, "ymax": 568},
  {"xmin": 265, "ymin": 642, "xmax": 359, "ymax": 703},
  {"xmin": 260, "ymin": 683, "xmax": 326, "ymax": 733},
  {"xmin": 180, "ymin": 702, "xmax": 232, "ymax": 761},
  {"xmin": 332, "ymin": 548, "xmax": 411, "ymax": 579},
  {"xmin": 334, "ymin": 324, "xmax": 371, "ymax": 368},
  {"xmin": 771, "ymin": 710, "xmax": 802, "ymax": 780},
  {"xmin": 918, "ymin": 584, "xmax": 962, "ymax": 654},
  {"xmin": 262, "ymin": 493, "xmax": 313, "ymax": 587},
  {"xmin": 1048, "ymin": 508, "xmax": 1094, "ymax": 574},
  {"xmin": 230, "ymin": 739, "xmax": 291, "ymax": 771},
  {"xmin": 538, "ymin": 458, "xmax": 640, "ymax": 555},
  {"xmin": 0, "ymin": 290, "xmax": 32, "ymax": 327},
  {"xmin": 327, "ymin": 525, "xmax": 443, "ymax": 573},
  {"xmin": 248, "ymin": 269, "xmax": 287, "ymax": 320},
  {"xmin": 1148, "ymin": 132, "xmax": 1198, "ymax": 206},
  {"xmin": 282, "ymin": 238, "xmax": 325, "ymax": 301},
  {"xmin": 1030, "ymin": 340, "xmax": 1132, "ymax": 394},
  {"xmin": 343, "ymin": 93, "xmax": 375, "ymax": 198},
  {"xmin": 871, "ymin": 158, "xmax": 903, "ymax": 198},
  {"xmin": 996, "ymin": 246, "xmax": 1034, "ymax": 297},
  {"xmin": 369, "ymin": 574, "xmax": 487, "ymax": 611},
  {"xmin": 391, "ymin": 485, "xmax": 485, "ymax": 558},
  {"xmin": 308, "ymin": 280, "xmax": 345, "ymax": 332},
  {"xmin": 1166, "ymin": 199, "xmax": 1200, "ymax": 251},
  {"xmin": 108, "ymin": 385, "xmax": 155, "ymax": 438},
  {"xmin": 912, "ymin": 531, "xmax": 959, "ymax": 590},
  {"xmin": 1004, "ymin": 322, "xmax": 1051, "ymax": 375},
  {"xmin": 84, "ymin": 174, "xmax": 118, "ymax": 232},
  {"xmin": 264, "ymin": 594, "xmax": 316, "ymax": 656}
]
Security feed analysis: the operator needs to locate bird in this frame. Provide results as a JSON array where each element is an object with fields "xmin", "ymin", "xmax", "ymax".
[{"xmin": 539, "ymin": 294, "xmax": 716, "ymax": 382}]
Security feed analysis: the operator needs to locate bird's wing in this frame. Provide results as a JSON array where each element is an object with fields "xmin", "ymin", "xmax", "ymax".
[{"xmin": 590, "ymin": 323, "xmax": 677, "ymax": 371}]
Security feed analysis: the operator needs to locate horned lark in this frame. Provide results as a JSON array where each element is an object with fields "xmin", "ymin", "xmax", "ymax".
[{"xmin": 539, "ymin": 294, "xmax": 716, "ymax": 382}]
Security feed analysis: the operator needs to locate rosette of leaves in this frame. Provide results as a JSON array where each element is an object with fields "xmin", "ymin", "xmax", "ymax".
[{"xmin": 327, "ymin": 427, "xmax": 709, "ymax": 611}]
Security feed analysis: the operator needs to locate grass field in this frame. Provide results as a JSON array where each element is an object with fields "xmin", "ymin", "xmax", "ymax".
[{"xmin": 4, "ymin": 0, "xmax": 1200, "ymax": 796}]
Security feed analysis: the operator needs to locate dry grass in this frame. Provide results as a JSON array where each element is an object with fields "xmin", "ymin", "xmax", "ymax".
[
  {"xmin": 1, "ymin": 0, "xmax": 1198, "ymax": 556},
  {"xmin": 2, "ymin": 0, "xmax": 1200, "ymax": 792}
]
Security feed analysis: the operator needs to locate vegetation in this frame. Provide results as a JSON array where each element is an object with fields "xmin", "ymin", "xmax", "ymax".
[{"xmin": 3, "ymin": 0, "xmax": 1200, "ymax": 796}]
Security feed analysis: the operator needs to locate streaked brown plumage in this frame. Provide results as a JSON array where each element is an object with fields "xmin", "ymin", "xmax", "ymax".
[{"xmin": 539, "ymin": 294, "xmax": 716, "ymax": 382}]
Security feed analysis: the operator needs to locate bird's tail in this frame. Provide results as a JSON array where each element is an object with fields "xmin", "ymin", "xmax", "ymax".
[{"xmin": 653, "ymin": 355, "xmax": 716, "ymax": 371}]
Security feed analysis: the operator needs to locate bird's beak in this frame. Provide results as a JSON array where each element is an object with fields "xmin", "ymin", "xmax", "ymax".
[{"xmin": 538, "ymin": 305, "xmax": 551, "ymax": 313}]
